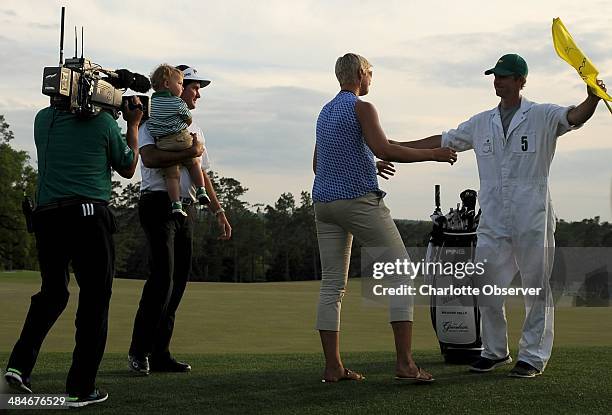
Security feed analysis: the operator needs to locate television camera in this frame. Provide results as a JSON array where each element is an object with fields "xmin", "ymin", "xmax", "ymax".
[{"xmin": 41, "ymin": 7, "xmax": 150, "ymax": 119}]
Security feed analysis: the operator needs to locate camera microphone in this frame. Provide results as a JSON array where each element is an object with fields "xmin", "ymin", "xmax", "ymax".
[
  {"xmin": 131, "ymin": 73, "xmax": 152, "ymax": 93},
  {"xmin": 107, "ymin": 69, "xmax": 151, "ymax": 93}
]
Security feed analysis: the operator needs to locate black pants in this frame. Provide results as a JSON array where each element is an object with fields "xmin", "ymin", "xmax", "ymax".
[
  {"xmin": 7, "ymin": 202, "xmax": 116, "ymax": 396},
  {"xmin": 129, "ymin": 192, "xmax": 194, "ymax": 360}
]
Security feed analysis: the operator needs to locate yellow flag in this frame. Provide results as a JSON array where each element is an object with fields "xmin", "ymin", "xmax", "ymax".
[{"xmin": 552, "ymin": 17, "xmax": 611, "ymax": 103}]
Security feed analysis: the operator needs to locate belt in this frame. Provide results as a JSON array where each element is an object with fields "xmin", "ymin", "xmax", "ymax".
[
  {"xmin": 140, "ymin": 190, "xmax": 194, "ymax": 206},
  {"xmin": 35, "ymin": 198, "xmax": 108, "ymax": 213}
]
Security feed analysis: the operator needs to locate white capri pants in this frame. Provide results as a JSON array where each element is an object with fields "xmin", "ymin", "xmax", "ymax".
[{"xmin": 314, "ymin": 192, "xmax": 414, "ymax": 331}]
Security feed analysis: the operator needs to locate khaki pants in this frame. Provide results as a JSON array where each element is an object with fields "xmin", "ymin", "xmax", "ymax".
[
  {"xmin": 314, "ymin": 192, "xmax": 413, "ymax": 331},
  {"xmin": 155, "ymin": 129, "xmax": 197, "ymax": 179}
]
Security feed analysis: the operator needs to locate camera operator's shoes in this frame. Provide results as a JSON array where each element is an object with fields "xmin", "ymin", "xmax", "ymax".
[
  {"xmin": 65, "ymin": 388, "xmax": 108, "ymax": 408},
  {"xmin": 149, "ymin": 356, "xmax": 192, "ymax": 373},
  {"xmin": 171, "ymin": 202, "xmax": 188, "ymax": 217},
  {"xmin": 128, "ymin": 354, "xmax": 150, "ymax": 376},
  {"xmin": 508, "ymin": 361, "xmax": 542, "ymax": 378},
  {"xmin": 196, "ymin": 187, "xmax": 211, "ymax": 206},
  {"xmin": 469, "ymin": 355, "xmax": 512, "ymax": 372},
  {"xmin": 4, "ymin": 369, "xmax": 33, "ymax": 393}
]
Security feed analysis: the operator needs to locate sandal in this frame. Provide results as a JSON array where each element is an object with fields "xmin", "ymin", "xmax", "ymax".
[
  {"xmin": 394, "ymin": 366, "xmax": 435, "ymax": 383},
  {"xmin": 321, "ymin": 368, "xmax": 365, "ymax": 383}
]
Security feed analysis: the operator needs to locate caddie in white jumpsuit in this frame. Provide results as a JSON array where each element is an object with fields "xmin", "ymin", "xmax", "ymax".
[{"xmin": 399, "ymin": 53, "xmax": 605, "ymax": 377}]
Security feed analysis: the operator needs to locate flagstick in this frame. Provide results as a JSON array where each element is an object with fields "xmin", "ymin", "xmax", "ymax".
[{"xmin": 604, "ymin": 100, "xmax": 612, "ymax": 115}]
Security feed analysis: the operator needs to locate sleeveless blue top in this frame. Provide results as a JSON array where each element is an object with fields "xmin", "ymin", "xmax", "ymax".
[{"xmin": 312, "ymin": 91, "xmax": 381, "ymax": 202}]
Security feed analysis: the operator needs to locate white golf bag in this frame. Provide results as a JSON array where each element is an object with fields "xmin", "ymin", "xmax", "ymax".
[{"xmin": 427, "ymin": 185, "xmax": 483, "ymax": 363}]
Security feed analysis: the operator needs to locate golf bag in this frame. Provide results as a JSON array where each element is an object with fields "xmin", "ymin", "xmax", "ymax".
[{"xmin": 426, "ymin": 185, "xmax": 483, "ymax": 363}]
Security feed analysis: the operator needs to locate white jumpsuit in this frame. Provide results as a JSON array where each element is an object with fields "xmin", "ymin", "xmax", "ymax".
[{"xmin": 442, "ymin": 98, "xmax": 578, "ymax": 371}]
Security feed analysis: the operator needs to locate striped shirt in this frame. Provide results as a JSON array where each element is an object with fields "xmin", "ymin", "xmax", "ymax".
[
  {"xmin": 148, "ymin": 90, "xmax": 192, "ymax": 138},
  {"xmin": 312, "ymin": 91, "xmax": 381, "ymax": 202}
]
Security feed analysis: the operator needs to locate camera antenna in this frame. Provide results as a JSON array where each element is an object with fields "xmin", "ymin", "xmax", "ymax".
[
  {"xmin": 81, "ymin": 26, "xmax": 84, "ymax": 59},
  {"xmin": 59, "ymin": 6, "xmax": 65, "ymax": 65}
]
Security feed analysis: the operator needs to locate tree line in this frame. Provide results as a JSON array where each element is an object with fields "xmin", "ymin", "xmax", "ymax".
[
  {"xmin": 1, "ymin": 115, "xmax": 612, "ymax": 280},
  {"xmin": 110, "ymin": 177, "xmax": 322, "ymax": 282}
]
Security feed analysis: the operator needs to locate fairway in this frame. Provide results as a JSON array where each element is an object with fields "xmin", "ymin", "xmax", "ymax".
[
  {"xmin": 1, "ymin": 271, "xmax": 611, "ymax": 413},
  {"xmin": 1, "ymin": 348, "xmax": 610, "ymax": 414},
  {"xmin": 2, "ymin": 271, "xmax": 611, "ymax": 354}
]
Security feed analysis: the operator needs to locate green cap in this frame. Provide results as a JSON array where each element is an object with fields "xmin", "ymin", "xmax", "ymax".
[{"xmin": 484, "ymin": 54, "xmax": 528, "ymax": 77}]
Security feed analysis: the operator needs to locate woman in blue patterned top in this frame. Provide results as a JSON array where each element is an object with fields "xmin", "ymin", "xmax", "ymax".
[{"xmin": 313, "ymin": 53, "xmax": 457, "ymax": 383}]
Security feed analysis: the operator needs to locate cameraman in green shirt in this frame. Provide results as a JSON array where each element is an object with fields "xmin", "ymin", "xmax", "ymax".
[{"xmin": 4, "ymin": 98, "xmax": 142, "ymax": 408}]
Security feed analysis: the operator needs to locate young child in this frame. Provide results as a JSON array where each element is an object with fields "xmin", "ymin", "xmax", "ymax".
[{"xmin": 149, "ymin": 64, "xmax": 210, "ymax": 216}]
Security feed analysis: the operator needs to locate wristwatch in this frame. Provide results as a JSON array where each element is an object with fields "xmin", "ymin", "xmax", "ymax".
[{"xmin": 214, "ymin": 207, "xmax": 225, "ymax": 216}]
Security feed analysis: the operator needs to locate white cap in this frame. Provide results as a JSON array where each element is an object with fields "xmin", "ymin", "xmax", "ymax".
[{"xmin": 180, "ymin": 66, "xmax": 211, "ymax": 87}]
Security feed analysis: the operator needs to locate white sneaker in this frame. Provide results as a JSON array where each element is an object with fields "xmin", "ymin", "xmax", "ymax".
[{"xmin": 4, "ymin": 370, "xmax": 33, "ymax": 394}]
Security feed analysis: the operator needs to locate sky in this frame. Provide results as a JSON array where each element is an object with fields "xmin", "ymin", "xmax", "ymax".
[{"xmin": 1, "ymin": 0, "xmax": 611, "ymax": 221}]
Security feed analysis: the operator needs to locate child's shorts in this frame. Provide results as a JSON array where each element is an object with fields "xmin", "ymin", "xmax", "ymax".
[{"xmin": 155, "ymin": 129, "xmax": 192, "ymax": 151}]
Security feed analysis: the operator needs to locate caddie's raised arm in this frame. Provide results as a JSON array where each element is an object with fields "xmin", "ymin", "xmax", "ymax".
[{"xmin": 567, "ymin": 79, "xmax": 607, "ymax": 126}]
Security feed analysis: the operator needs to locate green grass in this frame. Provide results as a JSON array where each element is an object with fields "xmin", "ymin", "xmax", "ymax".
[
  {"xmin": 0, "ymin": 348, "xmax": 610, "ymax": 414},
  {"xmin": 1, "ymin": 271, "xmax": 611, "ymax": 413},
  {"xmin": 2, "ymin": 271, "xmax": 611, "ymax": 354}
]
